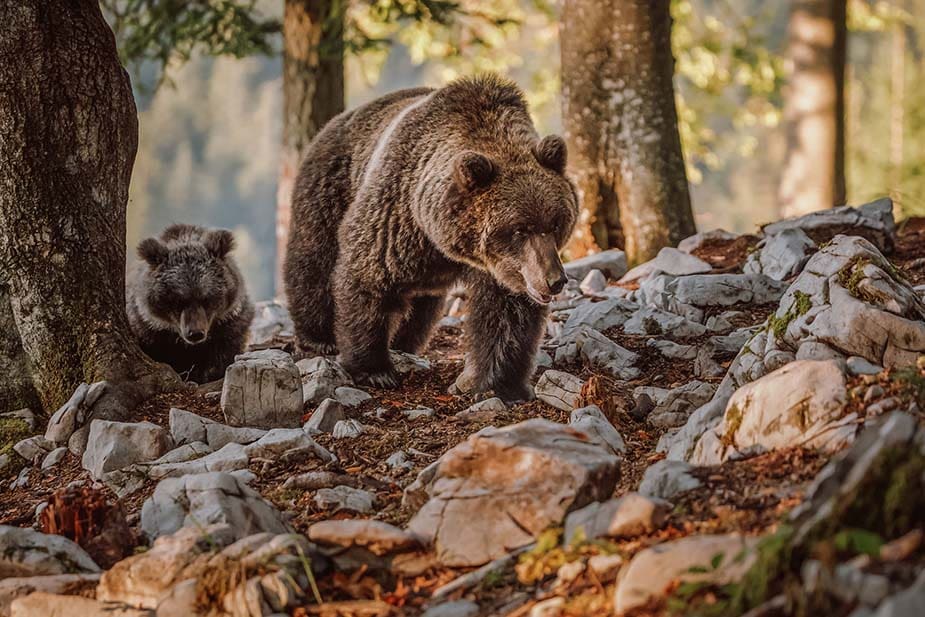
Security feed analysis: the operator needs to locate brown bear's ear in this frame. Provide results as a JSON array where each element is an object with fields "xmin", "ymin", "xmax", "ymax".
[
  {"xmin": 137, "ymin": 237, "xmax": 168, "ymax": 267},
  {"xmin": 453, "ymin": 150, "xmax": 496, "ymax": 192},
  {"xmin": 203, "ymin": 229, "xmax": 235, "ymax": 258},
  {"xmin": 534, "ymin": 135, "xmax": 567, "ymax": 174}
]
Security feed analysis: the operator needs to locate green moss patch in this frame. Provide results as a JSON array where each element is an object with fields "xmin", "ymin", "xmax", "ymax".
[
  {"xmin": 0, "ymin": 417, "xmax": 31, "ymax": 479},
  {"xmin": 768, "ymin": 290, "xmax": 813, "ymax": 340}
]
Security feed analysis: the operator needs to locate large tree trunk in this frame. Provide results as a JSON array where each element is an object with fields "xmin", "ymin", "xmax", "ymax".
[
  {"xmin": 0, "ymin": 0, "xmax": 178, "ymax": 414},
  {"xmin": 0, "ymin": 286, "xmax": 39, "ymax": 413},
  {"xmin": 275, "ymin": 0, "xmax": 345, "ymax": 293},
  {"xmin": 778, "ymin": 0, "xmax": 847, "ymax": 217},
  {"xmin": 560, "ymin": 0, "xmax": 696, "ymax": 265}
]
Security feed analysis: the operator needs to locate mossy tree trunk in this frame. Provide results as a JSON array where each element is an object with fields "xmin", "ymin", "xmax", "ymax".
[
  {"xmin": 275, "ymin": 0, "xmax": 345, "ymax": 293},
  {"xmin": 0, "ymin": 0, "xmax": 178, "ymax": 414},
  {"xmin": 560, "ymin": 0, "xmax": 696, "ymax": 264},
  {"xmin": 778, "ymin": 0, "xmax": 848, "ymax": 217}
]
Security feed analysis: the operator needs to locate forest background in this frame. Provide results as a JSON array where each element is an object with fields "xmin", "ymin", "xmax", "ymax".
[{"xmin": 114, "ymin": 0, "xmax": 925, "ymax": 300}]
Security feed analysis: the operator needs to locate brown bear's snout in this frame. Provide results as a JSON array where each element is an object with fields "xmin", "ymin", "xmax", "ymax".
[
  {"xmin": 179, "ymin": 306, "xmax": 210, "ymax": 345},
  {"xmin": 520, "ymin": 234, "xmax": 566, "ymax": 305}
]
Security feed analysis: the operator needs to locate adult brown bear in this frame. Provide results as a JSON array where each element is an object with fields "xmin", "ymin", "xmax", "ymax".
[{"xmin": 284, "ymin": 75, "xmax": 577, "ymax": 402}]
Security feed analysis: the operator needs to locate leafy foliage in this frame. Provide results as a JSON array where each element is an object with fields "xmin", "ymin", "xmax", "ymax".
[{"xmin": 102, "ymin": 0, "xmax": 279, "ymax": 85}]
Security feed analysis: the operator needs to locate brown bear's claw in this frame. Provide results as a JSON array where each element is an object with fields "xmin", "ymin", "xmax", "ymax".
[{"xmin": 359, "ymin": 368, "xmax": 400, "ymax": 389}]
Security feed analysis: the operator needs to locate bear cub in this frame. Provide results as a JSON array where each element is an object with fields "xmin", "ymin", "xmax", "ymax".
[
  {"xmin": 126, "ymin": 224, "xmax": 254, "ymax": 384},
  {"xmin": 285, "ymin": 74, "xmax": 578, "ymax": 401}
]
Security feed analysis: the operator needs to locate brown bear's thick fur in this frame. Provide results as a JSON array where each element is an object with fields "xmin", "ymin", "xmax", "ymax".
[
  {"xmin": 284, "ymin": 75, "xmax": 577, "ymax": 401},
  {"xmin": 127, "ymin": 224, "xmax": 254, "ymax": 384}
]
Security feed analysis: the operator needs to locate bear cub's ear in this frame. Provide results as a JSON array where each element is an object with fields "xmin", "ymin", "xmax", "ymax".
[
  {"xmin": 203, "ymin": 229, "xmax": 235, "ymax": 259},
  {"xmin": 453, "ymin": 151, "xmax": 497, "ymax": 192},
  {"xmin": 534, "ymin": 135, "xmax": 567, "ymax": 174},
  {"xmin": 138, "ymin": 237, "xmax": 168, "ymax": 267}
]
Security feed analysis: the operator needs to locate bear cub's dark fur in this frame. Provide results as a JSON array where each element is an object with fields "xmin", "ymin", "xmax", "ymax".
[
  {"xmin": 284, "ymin": 75, "xmax": 578, "ymax": 401},
  {"xmin": 126, "ymin": 224, "xmax": 254, "ymax": 384}
]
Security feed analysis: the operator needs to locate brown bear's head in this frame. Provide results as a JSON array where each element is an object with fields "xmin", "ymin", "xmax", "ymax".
[
  {"xmin": 440, "ymin": 134, "xmax": 578, "ymax": 305},
  {"xmin": 135, "ymin": 227, "xmax": 243, "ymax": 345}
]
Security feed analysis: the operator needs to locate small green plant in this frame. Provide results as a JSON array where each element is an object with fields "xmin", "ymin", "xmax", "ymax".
[
  {"xmin": 767, "ymin": 290, "xmax": 813, "ymax": 339},
  {"xmin": 833, "ymin": 528, "xmax": 883, "ymax": 557}
]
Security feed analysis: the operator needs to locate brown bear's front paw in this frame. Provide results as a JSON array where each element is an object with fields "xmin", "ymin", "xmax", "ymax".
[
  {"xmin": 298, "ymin": 339, "xmax": 338, "ymax": 356},
  {"xmin": 355, "ymin": 367, "xmax": 400, "ymax": 389},
  {"xmin": 493, "ymin": 383, "xmax": 536, "ymax": 405}
]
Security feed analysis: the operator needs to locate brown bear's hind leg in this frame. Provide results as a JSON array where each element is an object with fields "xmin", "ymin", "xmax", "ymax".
[
  {"xmin": 454, "ymin": 271, "xmax": 547, "ymax": 403},
  {"xmin": 334, "ymin": 275, "xmax": 400, "ymax": 388},
  {"xmin": 391, "ymin": 294, "xmax": 444, "ymax": 354}
]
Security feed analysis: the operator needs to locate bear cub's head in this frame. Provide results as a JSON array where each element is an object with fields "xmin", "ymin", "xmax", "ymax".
[
  {"xmin": 444, "ymin": 134, "xmax": 578, "ymax": 305},
  {"xmin": 135, "ymin": 225, "xmax": 244, "ymax": 345}
]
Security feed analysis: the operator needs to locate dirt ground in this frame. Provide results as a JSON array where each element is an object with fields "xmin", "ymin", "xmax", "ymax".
[{"xmin": 2, "ymin": 218, "xmax": 924, "ymax": 616}]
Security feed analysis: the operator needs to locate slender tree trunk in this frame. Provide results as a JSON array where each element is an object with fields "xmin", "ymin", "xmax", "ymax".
[
  {"xmin": 560, "ymin": 0, "xmax": 696, "ymax": 264},
  {"xmin": 0, "ymin": 0, "xmax": 178, "ymax": 413},
  {"xmin": 889, "ymin": 15, "xmax": 905, "ymax": 215},
  {"xmin": 275, "ymin": 0, "xmax": 345, "ymax": 293},
  {"xmin": 779, "ymin": 0, "xmax": 847, "ymax": 217}
]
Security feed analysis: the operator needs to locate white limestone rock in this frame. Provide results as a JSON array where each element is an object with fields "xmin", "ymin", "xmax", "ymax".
[
  {"xmin": 638, "ymin": 459, "xmax": 703, "ymax": 500},
  {"xmin": 762, "ymin": 197, "xmax": 895, "ymax": 251},
  {"xmin": 743, "ymin": 228, "xmax": 815, "ymax": 280},
  {"xmin": 535, "ymin": 370, "xmax": 585, "ymax": 411},
  {"xmin": 168, "ymin": 407, "xmax": 267, "ymax": 449},
  {"xmin": 569, "ymin": 405, "xmax": 626, "ymax": 455},
  {"xmin": 0, "ymin": 526, "xmax": 99, "ymax": 578},
  {"xmin": 692, "ymin": 360, "xmax": 849, "ymax": 465},
  {"xmin": 141, "ymin": 472, "xmax": 292, "ymax": 541},
  {"xmin": 81, "ymin": 420, "xmax": 172, "ymax": 480},
  {"xmin": 221, "ymin": 349, "xmax": 303, "ymax": 429},
  {"xmin": 564, "ymin": 249, "xmax": 628, "ymax": 281},
  {"xmin": 613, "ymin": 534, "xmax": 757, "ymax": 614},
  {"xmin": 618, "ymin": 247, "xmax": 712, "ymax": 284},
  {"xmin": 407, "ymin": 419, "xmax": 620, "ymax": 567},
  {"xmin": 564, "ymin": 492, "xmax": 670, "ymax": 543}
]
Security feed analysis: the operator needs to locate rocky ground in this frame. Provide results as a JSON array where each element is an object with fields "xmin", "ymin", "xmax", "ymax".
[{"xmin": 1, "ymin": 199, "xmax": 924, "ymax": 617}]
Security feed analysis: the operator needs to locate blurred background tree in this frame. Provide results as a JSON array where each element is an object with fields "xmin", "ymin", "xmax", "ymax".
[{"xmin": 102, "ymin": 0, "xmax": 925, "ymax": 300}]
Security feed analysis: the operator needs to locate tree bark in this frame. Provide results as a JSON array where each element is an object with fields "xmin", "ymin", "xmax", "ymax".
[
  {"xmin": 0, "ymin": 285, "xmax": 39, "ymax": 413},
  {"xmin": 560, "ymin": 0, "xmax": 696, "ymax": 265},
  {"xmin": 275, "ymin": 0, "xmax": 345, "ymax": 293},
  {"xmin": 779, "ymin": 0, "xmax": 847, "ymax": 217},
  {"xmin": 0, "ymin": 0, "xmax": 178, "ymax": 413}
]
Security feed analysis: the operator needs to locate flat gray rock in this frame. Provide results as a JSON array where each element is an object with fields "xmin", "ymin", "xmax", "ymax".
[
  {"xmin": 618, "ymin": 247, "xmax": 712, "ymax": 284},
  {"xmin": 0, "ymin": 526, "xmax": 100, "ymax": 578},
  {"xmin": 677, "ymin": 229, "xmax": 739, "ymax": 253},
  {"xmin": 638, "ymin": 459, "xmax": 702, "ymax": 500},
  {"xmin": 762, "ymin": 197, "xmax": 895, "ymax": 251},
  {"xmin": 535, "ymin": 370, "xmax": 585, "ymax": 411},
  {"xmin": 314, "ymin": 485, "xmax": 375, "ymax": 514},
  {"xmin": 614, "ymin": 534, "xmax": 757, "ymax": 614},
  {"xmin": 560, "ymin": 298, "xmax": 638, "ymax": 334},
  {"xmin": 141, "ymin": 472, "xmax": 292, "ymax": 540},
  {"xmin": 564, "ymin": 492, "xmax": 670, "ymax": 543},
  {"xmin": 308, "ymin": 519, "xmax": 420, "ymax": 556},
  {"xmin": 168, "ymin": 407, "xmax": 266, "ymax": 449},
  {"xmin": 564, "ymin": 249, "xmax": 628, "ymax": 281},
  {"xmin": 81, "ymin": 420, "xmax": 172, "ymax": 480}
]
